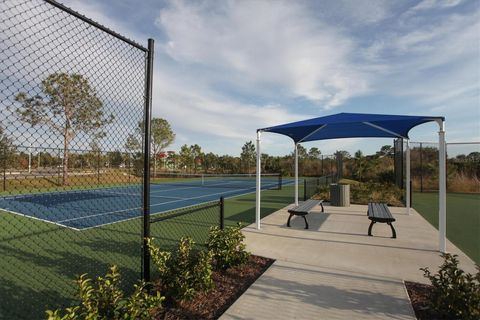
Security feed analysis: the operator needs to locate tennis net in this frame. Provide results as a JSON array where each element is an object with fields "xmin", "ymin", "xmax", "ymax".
[{"xmin": 151, "ymin": 173, "xmax": 282, "ymax": 190}]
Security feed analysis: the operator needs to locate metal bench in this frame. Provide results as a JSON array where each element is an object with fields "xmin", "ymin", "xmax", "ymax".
[
  {"xmin": 287, "ymin": 199, "xmax": 324, "ymax": 229},
  {"xmin": 367, "ymin": 202, "xmax": 396, "ymax": 238}
]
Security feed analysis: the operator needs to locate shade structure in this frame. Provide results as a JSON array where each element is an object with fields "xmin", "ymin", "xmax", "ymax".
[
  {"xmin": 259, "ymin": 113, "xmax": 444, "ymax": 143},
  {"xmin": 255, "ymin": 112, "xmax": 447, "ymax": 253}
]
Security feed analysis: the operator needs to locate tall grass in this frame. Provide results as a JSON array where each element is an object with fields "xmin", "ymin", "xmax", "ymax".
[{"xmin": 412, "ymin": 173, "xmax": 480, "ymax": 193}]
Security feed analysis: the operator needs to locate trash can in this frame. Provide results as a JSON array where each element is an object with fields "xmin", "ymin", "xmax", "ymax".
[{"xmin": 330, "ymin": 183, "xmax": 350, "ymax": 206}]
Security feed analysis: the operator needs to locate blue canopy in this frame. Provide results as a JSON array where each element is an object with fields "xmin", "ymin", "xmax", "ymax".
[{"xmin": 259, "ymin": 112, "xmax": 444, "ymax": 143}]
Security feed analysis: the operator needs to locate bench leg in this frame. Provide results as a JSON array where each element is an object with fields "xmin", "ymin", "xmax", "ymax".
[
  {"xmin": 303, "ymin": 216, "xmax": 309, "ymax": 229},
  {"xmin": 287, "ymin": 213, "xmax": 293, "ymax": 227},
  {"xmin": 388, "ymin": 222, "xmax": 397, "ymax": 239},
  {"xmin": 368, "ymin": 221, "xmax": 375, "ymax": 236}
]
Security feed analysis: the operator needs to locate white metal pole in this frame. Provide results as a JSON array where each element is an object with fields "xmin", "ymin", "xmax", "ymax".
[
  {"xmin": 295, "ymin": 143, "xmax": 299, "ymax": 206},
  {"xmin": 255, "ymin": 131, "xmax": 261, "ymax": 230},
  {"xmin": 438, "ymin": 121, "xmax": 447, "ymax": 252},
  {"xmin": 406, "ymin": 140, "xmax": 411, "ymax": 215}
]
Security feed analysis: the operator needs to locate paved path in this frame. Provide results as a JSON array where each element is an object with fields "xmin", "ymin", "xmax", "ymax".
[{"xmin": 221, "ymin": 203, "xmax": 476, "ymax": 320}]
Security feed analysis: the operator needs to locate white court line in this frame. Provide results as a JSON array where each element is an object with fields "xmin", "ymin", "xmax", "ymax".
[
  {"xmin": 2, "ymin": 182, "xmax": 282, "ymax": 231},
  {"xmin": 99, "ymin": 190, "xmax": 184, "ymax": 200},
  {"xmin": 149, "ymin": 180, "xmax": 260, "ymax": 194},
  {"xmin": 57, "ymin": 206, "xmax": 143, "ymax": 223},
  {"xmin": 150, "ymin": 182, "xmax": 234, "ymax": 194},
  {"xmin": 57, "ymin": 187, "xmax": 251, "ymax": 223},
  {"xmin": 78, "ymin": 185, "xmax": 273, "ymax": 231},
  {"xmin": 0, "ymin": 184, "xmax": 141, "ymax": 201},
  {"xmin": 0, "ymin": 207, "xmax": 80, "ymax": 231}
]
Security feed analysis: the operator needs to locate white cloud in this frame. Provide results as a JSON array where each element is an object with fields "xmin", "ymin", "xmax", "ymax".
[
  {"xmin": 152, "ymin": 67, "xmax": 309, "ymax": 140},
  {"xmin": 156, "ymin": 0, "xmax": 370, "ymax": 108},
  {"xmin": 407, "ymin": 0, "xmax": 463, "ymax": 14},
  {"xmin": 58, "ymin": 0, "xmax": 480, "ymax": 154},
  {"xmin": 362, "ymin": 7, "xmax": 479, "ymax": 111}
]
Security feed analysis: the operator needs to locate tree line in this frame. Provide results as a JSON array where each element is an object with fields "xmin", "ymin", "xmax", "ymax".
[{"xmin": 5, "ymin": 72, "xmax": 479, "ymax": 186}]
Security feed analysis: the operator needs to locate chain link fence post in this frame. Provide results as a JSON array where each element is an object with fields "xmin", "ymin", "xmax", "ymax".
[
  {"xmin": 142, "ymin": 38, "xmax": 154, "ymax": 284},
  {"xmin": 220, "ymin": 196, "xmax": 225, "ymax": 230}
]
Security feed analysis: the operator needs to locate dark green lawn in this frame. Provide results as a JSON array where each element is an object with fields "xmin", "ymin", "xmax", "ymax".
[
  {"xmin": 0, "ymin": 185, "xmax": 299, "ymax": 319},
  {"xmin": 413, "ymin": 192, "xmax": 480, "ymax": 264}
]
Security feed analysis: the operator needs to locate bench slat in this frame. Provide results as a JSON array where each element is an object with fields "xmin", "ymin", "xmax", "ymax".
[
  {"xmin": 288, "ymin": 199, "xmax": 323, "ymax": 214},
  {"xmin": 367, "ymin": 202, "xmax": 397, "ymax": 238},
  {"xmin": 287, "ymin": 199, "xmax": 324, "ymax": 229},
  {"xmin": 368, "ymin": 202, "xmax": 395, "ymax": 222}
]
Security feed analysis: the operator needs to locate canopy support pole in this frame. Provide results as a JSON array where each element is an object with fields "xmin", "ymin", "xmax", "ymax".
[
  {"xmin": 438, "ymin": 121, "xmax": 446, "ymax": 252},
  {"xmin": 406, "ymin": 140, "xmax": 411, "ymax": 215},
  {"xmin": 295, "ymin": 143, "xmax": 299, "ymax": 206},
  {"xmin": 255, "ymin": 131, "xmax": 261, "ymax": 230}
]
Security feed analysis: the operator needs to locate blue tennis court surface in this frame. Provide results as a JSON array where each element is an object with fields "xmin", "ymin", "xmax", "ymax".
[{"xmin": 0, "ymin": 178, "xmax": 291, "ymax": 230}]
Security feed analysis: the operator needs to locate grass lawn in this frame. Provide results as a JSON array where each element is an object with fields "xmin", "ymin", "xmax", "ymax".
[
  {"xmin": 413, "ymin": 192, "xmax": 480, "ymax": 264},
  {"xmin": 0, "ymin": 184, "xmax": 299, "ymax": 319}
]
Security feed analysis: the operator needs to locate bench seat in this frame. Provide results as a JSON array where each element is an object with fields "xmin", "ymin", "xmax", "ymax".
[
  {"xmin": 287, "ymin": 199, "xmax": 324, "ymax": 229},
  {"xmin": 367, "ymin": 202, "xmax": 396, "ymax": 238}
]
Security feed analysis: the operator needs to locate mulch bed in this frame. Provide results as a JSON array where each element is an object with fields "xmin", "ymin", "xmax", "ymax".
[
  {"xmin": 156, "ymin": 255, "xmax": 274, "ymax": 320},
  {"xmin": 405, "ymin": 281, "xmax": 443, "ymax": 320}
]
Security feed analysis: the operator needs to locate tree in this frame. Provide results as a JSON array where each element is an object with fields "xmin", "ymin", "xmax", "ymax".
[
  {"xmin": 14, "ymin": 73, "xmax": 113, "ymax": 185},
  {"xmin": 125, "ymin": 133, "xmax": 141, "ymax": 153},
  {"xmin": 126, "ymin": 118, "xmax": 175, "ymax": 175},
  {"xmin": 190, "ymin": 144, "xmax": 202, "ymax": 172},
  {"xmin": 296, "ymin": 144, "xmax": 308, "ymax": 158},
  {"xmin": 240, "ymin": 141, "xmax": 256, "ymax": 173},
  {"xmin": 0, "ymin": 126, "xmax": 16, "ymax": 170},
  {"xmin": 124, "ymin": 133, "xmax": 143, "ymax": 176},
  {"xmin": 308, "ymin": 147, "xmax": 321, "ymax": 159},
  {"xmin": 376, "ymin": 145, "xmax": 394, "ymax": 158},
  {"xmin": 218, "ymin": 155, "xmax": 238, "ymax": 173},
  {"xmin": 336, "ymin": 150, "xmax": 351, "ymax": 159},
  {"xmin": 203, "ymin": 152, "xmax": 218, "ymax": 172},
  {"xmin": 108, "ymin": 150, "xmax": 123, "ymax": 168},
  {"xmin": 150, "ymin": 118, "xmax": 175, "ymax": 175},
  {"xmin": 179, "ymin": 144, "xmax": 193, "ymax": 171}
]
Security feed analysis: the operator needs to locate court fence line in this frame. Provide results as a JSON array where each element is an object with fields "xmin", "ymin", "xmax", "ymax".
[
  {"xmin": 406, "ymin": 141, "xmax": 479, "ymax": 195},
  {"xmin": 0, "ymin": 1, "xmax": 153, "ymax": 318}
]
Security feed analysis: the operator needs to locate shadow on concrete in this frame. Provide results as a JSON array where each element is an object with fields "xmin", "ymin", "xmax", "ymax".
[{"xmin": 241, "ymin": 263, "xmax": 414, "ymax": 319}]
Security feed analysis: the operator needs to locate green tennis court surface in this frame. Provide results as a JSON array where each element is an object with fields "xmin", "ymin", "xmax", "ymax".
[
  {"xmin": 413, "ymin": 192, "xmax": 480, "ymax": 264},
  {"xmin": 0, "ymin": 183, "xmax": 299, "ymax": 319}
]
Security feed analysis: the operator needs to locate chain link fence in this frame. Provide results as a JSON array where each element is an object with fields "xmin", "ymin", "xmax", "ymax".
[
  {"xmin": 0, "ymin": 1, "xmax": 152, "ymax": 318},
  {"xmin": 408, "ymin": 141, "xmax": 480, "ymax": 193},
  {"xmin": 408, "ymin": 141, "xmax": 479, "ymax": 263}
]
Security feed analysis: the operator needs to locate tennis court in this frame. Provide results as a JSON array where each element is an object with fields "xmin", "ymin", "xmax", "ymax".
[{"xmin": 0, "ymin": 173, "xmax": 287, "ymax": 230}]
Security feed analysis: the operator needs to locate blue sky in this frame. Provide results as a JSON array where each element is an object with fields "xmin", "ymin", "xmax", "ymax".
[{"xmin": 63, "ymin": 0, "xmax": 479, "ymax": 157}]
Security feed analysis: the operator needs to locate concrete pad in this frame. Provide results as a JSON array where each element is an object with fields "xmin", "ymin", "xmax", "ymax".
[
  {"xmin": 222, "ymin": 260, "xmax": 415, "ymax": 320},
  {"xmin": 243, "ymin": 204, "xmax": 476, "ymax": 283},
  {"xmin": 221, "ymin": 203, "xmax": 477, "ymax": 319}
]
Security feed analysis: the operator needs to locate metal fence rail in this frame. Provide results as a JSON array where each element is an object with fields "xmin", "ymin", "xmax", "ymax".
[{"xmin": 0, "ymin": 1, "xmax": 151, "ymax": 318}]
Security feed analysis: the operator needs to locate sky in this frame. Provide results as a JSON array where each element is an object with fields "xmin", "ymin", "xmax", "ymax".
[{"xmin": 62, "ymin": 0, "xmax": 479, "ymax": 157}]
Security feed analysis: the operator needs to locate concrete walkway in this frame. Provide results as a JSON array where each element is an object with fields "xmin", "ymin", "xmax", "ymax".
[{"xmin": 221, "ymin": 203, "xmax": 476, "ymax": 320}]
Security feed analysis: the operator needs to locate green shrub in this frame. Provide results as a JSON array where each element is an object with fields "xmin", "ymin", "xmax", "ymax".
[
  {"xmin": 46, "ymin": 265, "xmax": 163, "ymax": 320},
  {"xmin": 148, "ymin": 237, "xmax": 214, "ymax": 302},
  {"xmin": 207, "ymin": 224, "xmax": 250, "ymax": 270},
  {"xmin": 420, "ymin": 253, "xmax": 480, "ymax": 320},
  {"xmin": 315, "ymin": 182, "xmax": 403, "ymax": 206}
]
